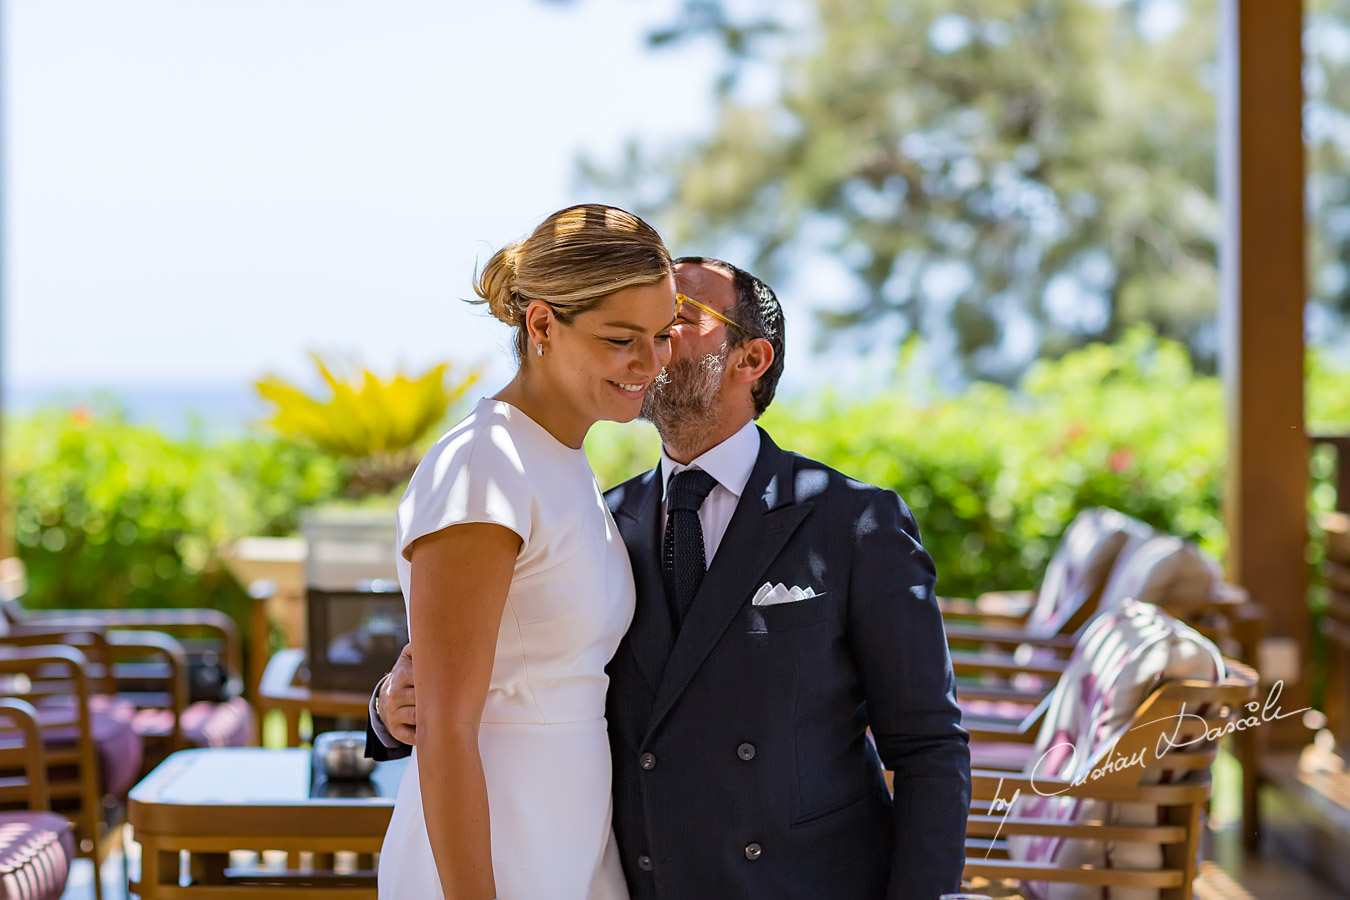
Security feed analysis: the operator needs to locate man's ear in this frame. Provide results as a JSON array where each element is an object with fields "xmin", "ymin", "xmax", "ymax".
[{"xmin": 729, "ymin": 337, "xmax": 774, "ymax": 385}]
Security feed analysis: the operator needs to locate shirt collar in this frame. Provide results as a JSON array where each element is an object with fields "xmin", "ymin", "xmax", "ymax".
[{"xmin": 660, "ymin": 420, "xmax": 761, "ymax": 501}]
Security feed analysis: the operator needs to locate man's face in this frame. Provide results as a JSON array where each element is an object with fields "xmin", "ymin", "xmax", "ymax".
[
  {"xmin": 670, "ymin": 262, "xmax": 739, "ymax": 365},
  {"xmin": 639, "ymin": 262, "xmax": 739, "ymax": 432}
]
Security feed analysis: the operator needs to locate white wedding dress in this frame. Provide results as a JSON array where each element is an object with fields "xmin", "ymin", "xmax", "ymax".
[{"xmin": 378, "ymin": 399, "xmax": 634, "ymax": 900}]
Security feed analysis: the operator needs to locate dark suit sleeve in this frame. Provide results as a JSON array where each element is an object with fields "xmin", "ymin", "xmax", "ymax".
[
  {"xmin": 363, "ymin": 677, "xmax": 413, "ymax": 761},
  {"xmin": 847, "ymin": 489, "xmax": 970, "ymax": 900}
]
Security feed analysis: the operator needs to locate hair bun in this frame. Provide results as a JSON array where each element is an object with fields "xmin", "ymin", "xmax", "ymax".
[{"xmin": 473, "ymin": 241, "xmax": 524, "ymax": 325}]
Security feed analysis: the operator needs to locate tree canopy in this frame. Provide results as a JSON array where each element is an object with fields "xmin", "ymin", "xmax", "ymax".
[{"xmin": 582, "ymin": 0, "xmax": 1348, "ymax": 382}]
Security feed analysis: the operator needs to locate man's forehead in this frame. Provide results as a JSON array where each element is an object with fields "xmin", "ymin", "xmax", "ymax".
[{"xmin": 674, "ymin": 262, "xmax": 736, "ymax": 307}]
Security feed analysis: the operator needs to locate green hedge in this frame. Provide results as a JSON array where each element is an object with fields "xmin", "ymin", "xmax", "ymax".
[
  {"xmin": 7, "ymin": 406, "xmax": 345, "ymax": 625},
  {"xmin": 8, "ymin": 330, "xmax": 1349, "ymax": 624},
  {"xmin": 587, "ymin": 328, "xmax": 1350, "ymax": 598}
]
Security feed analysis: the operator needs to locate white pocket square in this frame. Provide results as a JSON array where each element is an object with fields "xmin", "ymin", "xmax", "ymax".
[{"xmin": 752, "ymin": 582, "xmax": 818, "ymax": 606}]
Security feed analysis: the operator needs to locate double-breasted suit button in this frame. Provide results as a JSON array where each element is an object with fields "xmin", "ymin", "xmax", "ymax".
[
  {"xmin": 737, "ymin": 742, "xmax": 756, "ymax": 761},
  {"xmin": 744, "ymin": 843, "xmax": 762, "ymax": 861},
  {"xmin": 637, "ymin": 854, "xmax": 654, "ymax": 871},
  {"xmin": 639, "ymin": 752, "xmax": 657, "ymax": 770}
]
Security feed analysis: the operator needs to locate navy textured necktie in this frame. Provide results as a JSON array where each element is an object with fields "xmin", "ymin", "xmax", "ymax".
[{"xmin": 662, "ymin": 468, "xmax": 719, "ymax": 631}]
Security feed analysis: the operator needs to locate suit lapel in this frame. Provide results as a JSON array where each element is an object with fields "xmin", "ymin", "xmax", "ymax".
[
  {"xmin": 644, "ymin": 431, "xmax": 812, "ymax": 739},
  {"xmin": 613, "ymin": 466, "xmax": 671, "ymax": 690}
]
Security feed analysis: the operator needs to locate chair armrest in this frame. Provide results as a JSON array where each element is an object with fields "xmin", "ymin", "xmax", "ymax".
[
  {"xmin": 0, "ymin": 645, "xmax": 95, "ymax": 730},
  {"xmin": 35, "ymin": 608, "xmax": 242, "ymax": 676},
  {"xmin": 970, "ymin": 767, "xmax": 1210, "ymax": 804},
  {"xmin": 940, "ymin": 590, "xmax": 1036, "ymax": 626},
  {"xmin": 5, "ymin": 619, "xmax": 105, "ymax": 637},
  {"xmin": 0, "ymin": 628, "xmax": 116, "ymax": 694},
  {"xmin": 966, "ymin": 815, "xmax": 1191, "ymax": 844},
  {"xmin": 965, "ymin": 720, "xmax": 1038, "ymax": 743},
  {"xmin": 0, "ymin": 644, "xmax": 94, "ymax": 687},
  {"xmin": 945, "ymin": 623, "xmax": 1078, "ymax": 651},
  {"xmin": 0, "ymin": 624, "xmax": 108, "ymax": 645},
  {"xmin": 963, "ymin": 856, "xmax": 1187, "ymax": 889},
  {"xmin": 958, "ymin": 684, "xmax": 1054, "ymax": 706},
  {"xmin": 0, "ymin": 698, "xmax": 51, "ymax": 810},
  {"xmin": 951, "ymin": 649, "xmax": 1067, "ymax": 680}
]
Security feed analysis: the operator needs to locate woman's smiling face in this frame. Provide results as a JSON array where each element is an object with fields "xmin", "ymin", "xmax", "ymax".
[{"xmin": 544, "ymin": 274, "xmax": 677, "ymax": 425}]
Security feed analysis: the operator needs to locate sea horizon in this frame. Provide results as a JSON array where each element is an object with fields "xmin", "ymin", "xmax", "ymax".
[{"xmin": 5, "ymin": 380, "xmax": 270, "ymax": 438}]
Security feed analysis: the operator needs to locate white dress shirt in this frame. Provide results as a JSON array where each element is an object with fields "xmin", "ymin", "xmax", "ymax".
[{"xmin": 659, "ymin": 419, "xmax": 761, "ymax": 565}]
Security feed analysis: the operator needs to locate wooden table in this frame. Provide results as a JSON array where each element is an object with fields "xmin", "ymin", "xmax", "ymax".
[
  {"xmin": 129, "ymin": 747, "xmax": 407, "ymax": 899},
  {"xmin": 257, "ymin": 648, "xmax": 374, "ymax": 746}
]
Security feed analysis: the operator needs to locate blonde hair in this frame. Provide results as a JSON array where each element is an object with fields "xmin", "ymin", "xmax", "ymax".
[{"xmin": 472, "ymin": 204, "xmax": 673, "ymax": 359}]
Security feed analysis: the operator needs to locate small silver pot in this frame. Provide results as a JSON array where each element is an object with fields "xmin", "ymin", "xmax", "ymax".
[{"xmin": 312, "ymin": 730, "xmax": 378, "ymax": 781}]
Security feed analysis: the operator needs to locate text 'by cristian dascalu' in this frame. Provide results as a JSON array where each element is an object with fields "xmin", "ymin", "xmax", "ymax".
[{"xmin": 983, "ymin": 679, "xmax": 1303, "ymax": 852}]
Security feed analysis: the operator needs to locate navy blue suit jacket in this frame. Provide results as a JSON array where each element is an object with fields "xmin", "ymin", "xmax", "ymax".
[
  {"xmin": 367, "ymin": 427, "xmax": 970, "ymax": 898},
  {"xmin": 603, "ymin": 429, "xmax": 969, "ymax": 899}
]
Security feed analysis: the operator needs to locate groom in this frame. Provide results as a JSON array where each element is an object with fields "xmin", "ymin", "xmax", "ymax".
[{"xmin": 366, "ymin": 257, "xmax": 971, "ymax": 899}]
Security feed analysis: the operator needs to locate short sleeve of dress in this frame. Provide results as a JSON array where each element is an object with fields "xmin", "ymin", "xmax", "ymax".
[{"xmin": 396, "ymin": 421, "xmax": 534, "ymax": 561}]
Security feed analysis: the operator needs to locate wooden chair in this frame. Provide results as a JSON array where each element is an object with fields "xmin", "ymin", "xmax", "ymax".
[
  {"xmin": 0, "ymin": 558, "xmax": 254, "ymax": 772},
  {"xmin": 952, "ymin": 533, "xmax": 1259, "ymax": 718},
  {"xmin": 0, "ymin": 641, "xmax": 130, "ymax": 900},
  {"xmin": 951, "ymin": 532, "xmax": 1265, "ymax": 843},
  {"xmin": 958, "ymin": 600, "xmax": 1258, "ymax": 899},
  {"xmin": 942, "ymin": 507, "xmax": 1154, "ymax": 636},
  {"xmin": 0, "ymin": 696, "xmax": 76, "ymax": 900}
]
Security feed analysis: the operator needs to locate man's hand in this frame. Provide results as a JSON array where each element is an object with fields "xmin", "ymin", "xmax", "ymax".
[{"xmin": 380, "ymin": 643, "xmax": 417, "ymax": 745}]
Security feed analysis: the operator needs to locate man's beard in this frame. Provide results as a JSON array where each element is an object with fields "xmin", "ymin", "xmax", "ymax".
[{"xmin": 640, "ymin": 342, "xmax": 729, "ymax": 448}]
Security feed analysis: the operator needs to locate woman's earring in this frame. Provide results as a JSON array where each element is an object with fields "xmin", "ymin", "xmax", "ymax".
[{"xmin": 536, "ymin": 343, "xmax": 544, "ymax": 357}]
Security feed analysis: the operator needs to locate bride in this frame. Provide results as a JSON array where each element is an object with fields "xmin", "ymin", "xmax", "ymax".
[{"xmin": 377, "ymin": 204, "xmax": 676, "ymax": 899}]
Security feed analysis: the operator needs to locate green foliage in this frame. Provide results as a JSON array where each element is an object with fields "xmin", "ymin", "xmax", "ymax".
[
  {"xmin": 9, "ymin": 333, "xmax": 1348, "ymax": 626},
  {"xmin": 256, "ymin": 354, "xmax": 480, "ymax": 497},
  {"xmin": 773, "ymin": 328, "xmax": 1228, "ymax": 595},
  {"xmin": 1306, "ymin": 348, "xmax": 1350, "ymax": 521},
  {"xmin": 1309, "ymin": 350, "xmax": 1350, "ymax": 434},
  {"xmin": 586, "ymin": 0, "xmax": 1350, "ymax": 378},
  {"xmin": 585, "ymin": 419, "xmax": 661, "ymax": 491},
  {"xmin": 586, "ymin": 0, "xmax": 1226, "ymax": 381},
  {"xmin": 7, "ymin": 405, "xmax": 344, "ymax": 624},
  {"xmin": 1309, "ymin": 0, "xmax": 1350, "ymax": 325},
  {"xmin": 589, "ymin": 329, "xmax": 1349, "ymax": 597}
]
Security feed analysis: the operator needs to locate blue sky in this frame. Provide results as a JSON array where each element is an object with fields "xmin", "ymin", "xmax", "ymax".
[{"xmin": 4, "ymin": 0, "xmax": 728, "ymax": 399}]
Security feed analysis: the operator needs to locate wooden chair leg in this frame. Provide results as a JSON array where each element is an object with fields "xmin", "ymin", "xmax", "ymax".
[
  {"xmin": 1236, "ymin": 726, "xmax": 1262, "ymax": 850},
  {"xmin": 72, "ymin": 787, "xmax": 107, "ymax": 900},
  {"xmin": 1158, "ymin": 795, "xmax": 1202, "ymax": 900},
  {"xmin": 136, "ymin": 838, "xmax": 177, "ymax": 900}
]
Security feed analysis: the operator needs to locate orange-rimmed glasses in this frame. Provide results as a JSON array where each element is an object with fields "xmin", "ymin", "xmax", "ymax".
[{"xmin": 675, "ymin": 293, "xmax": 743, "ymax": 332}]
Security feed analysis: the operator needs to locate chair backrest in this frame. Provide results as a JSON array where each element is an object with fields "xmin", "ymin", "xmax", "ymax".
[
  {"xmin": 1009, "ymin": 600, "xmax": 1230, "ymax": 899},
  {"xmin": 1094, "ymin": 534, "xmax": 1221, "ymax": 621},
  {"xmin": 1027, "ymin": 509, "xmax": 1156, "ymax": 636}
]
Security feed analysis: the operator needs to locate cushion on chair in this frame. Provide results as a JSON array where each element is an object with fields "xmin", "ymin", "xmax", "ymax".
[
  {"xmin": 1096, "ymin": 534, "xmax": 1220, "ymax": 615},
  {"xmin": 0, "ymin": 812, "xmax": 74, "ymax": 900},
  {"xmin": 1007, "ymin": 600, "xmax": 1224, "ymax": 900},
  {"xmin": 1028, "ymin": 508, "xmax": 1155, "ymax": 635},
  {"xmin": 33, "ymin": 695, "xmax": 144, "ymax": 798},
  {"xmin": 1005, "ymin": 509, "xmax": 1155, "ymax": 696},
  {"xmin": 132, "ymin": 696, "xmax": 255, "ymax": 749}
]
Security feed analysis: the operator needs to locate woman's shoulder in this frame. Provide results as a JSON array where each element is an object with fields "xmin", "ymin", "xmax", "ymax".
[
  {"xmin": 419, "ymin": 399, "xmax": 529, "ymax": 481},
  {"xmin": 397, "ymin": 400, "xmax": 536, "ymax": 551}
]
